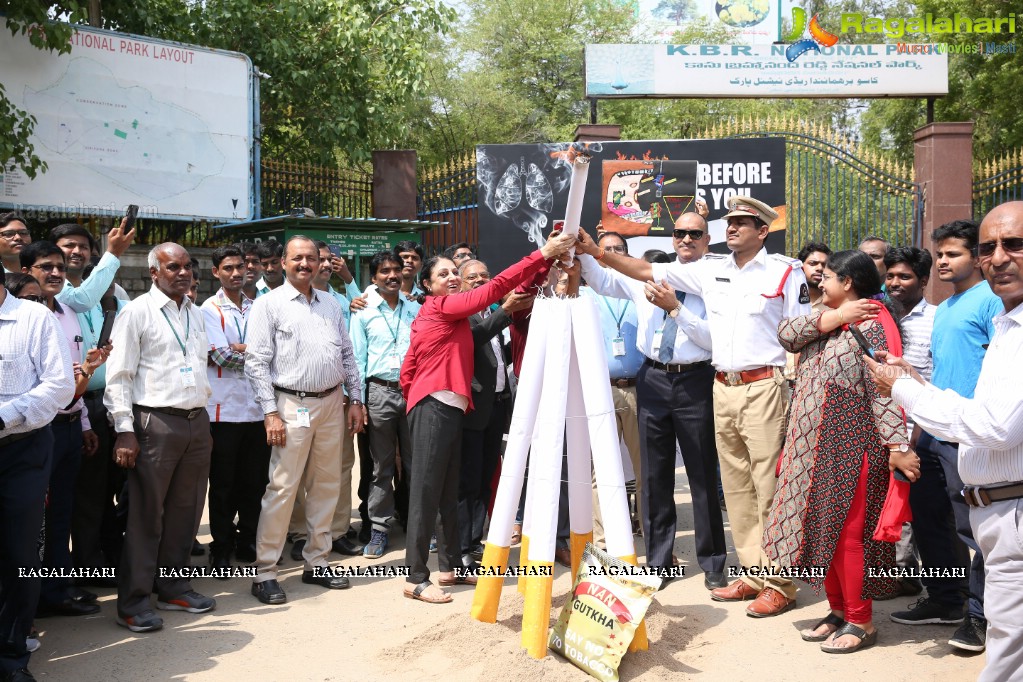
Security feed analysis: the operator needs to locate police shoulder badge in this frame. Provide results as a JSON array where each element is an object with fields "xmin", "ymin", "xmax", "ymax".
[{"xmin": 798, "ymin": 283, "xmax": 810, "ymax": 304}]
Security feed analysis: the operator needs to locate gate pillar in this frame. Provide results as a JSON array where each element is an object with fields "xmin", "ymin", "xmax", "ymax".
[
  {"xmin": 373, "ymin": 150, "xmax": 418, "ymax": 220},
  {"xmin": 913, "ymin": 122, "xmax": 973, "ymax": 305}
]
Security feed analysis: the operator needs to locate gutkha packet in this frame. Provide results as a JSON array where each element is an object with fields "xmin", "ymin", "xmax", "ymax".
[{"xmin": 548, "ymin": 543, "xmax": 660, "ymax": 681}]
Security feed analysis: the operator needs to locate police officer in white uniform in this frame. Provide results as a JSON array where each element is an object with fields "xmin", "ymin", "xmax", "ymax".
[{"xmin": 576, "ymin": 195, "xmax": 811, "ymax": 617}]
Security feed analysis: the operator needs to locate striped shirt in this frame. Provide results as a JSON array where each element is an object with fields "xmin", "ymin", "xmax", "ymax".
[
  {"xmin": 900, "ymin": 297, "xmax": 935, "ymax": 382},
  {"xmin": 245, "ymin": 279, "xmax": 361, "ymax": 414},
  {"xmin": 0, "ymin": 294, "xmax": 75, "ymax": 436},
  {"xmin": 893, "ymin": 301, "xmax": 1023, "ymax": 486},
  {"xmin": 202, "ymin": 289, "xmax": 262, "ymax": 423}
]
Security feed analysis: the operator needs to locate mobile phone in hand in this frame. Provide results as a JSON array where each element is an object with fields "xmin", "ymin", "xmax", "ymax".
[
  {"xmin": 124, "ymin": 204, "xmax": 139, "ymax": 231},
  {"xmin": 97, "ymin": 310, "xmax": 116, "ymax": 348},
  {"xmin": 848, "ymin": 325, "xmax": 875, "ymax": 358}
]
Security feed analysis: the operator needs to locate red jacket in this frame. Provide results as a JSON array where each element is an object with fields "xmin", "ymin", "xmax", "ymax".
[{"xmin": 401, "ymin": 250, "xmax": 552, "ymax": 413}]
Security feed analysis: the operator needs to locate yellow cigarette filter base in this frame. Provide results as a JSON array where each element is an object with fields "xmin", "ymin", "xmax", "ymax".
[
  {"xmin": 569, "ymin": 531, "xmax": 592, "ymax": 578},
  {"xmin": 517, "ymin": 535, "xmax": 531, "ymax": 594},
  {"xmin": 618, "ymin": 553, "xmax": 649, "ymax": 651},
  {"xmin": 520, "ymin": 564, "xmax": 554, "ymax": 659},
  {"xmin": 470, "ymin": 543, "xmax": 511, "ymax": 623}
]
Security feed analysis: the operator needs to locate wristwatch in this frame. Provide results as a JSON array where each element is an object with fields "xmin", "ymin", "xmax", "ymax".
[
  {"xmin": 350, "ymin": 399, "xmax": 363, "ymax": 406},
  {"xmin": 668, "ymin": 303, "xmax": 682, "ymax": 318},
  {"xmin": 889, "ymin": 443, "xmax": 909, "ymax": 452}
]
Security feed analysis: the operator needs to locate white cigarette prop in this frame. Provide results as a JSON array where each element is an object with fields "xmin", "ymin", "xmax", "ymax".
[{"xmin": 559, "ymin": 153, "xmax": 591, "ymax": 265}]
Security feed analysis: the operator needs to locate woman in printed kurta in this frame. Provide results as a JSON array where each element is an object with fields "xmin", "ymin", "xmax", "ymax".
[{"xmin": 763, "ymin": 250, "xmax": 920, "ymax": 654}]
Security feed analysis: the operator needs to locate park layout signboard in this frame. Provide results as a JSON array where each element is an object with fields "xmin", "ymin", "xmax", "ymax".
[
  {"xmin": 0, "ymin": 24, "xmax": 255, "ymax": 221},
  {"xmin": 476, "ymin": 138, "xmax": 786, "ymax": 273}
]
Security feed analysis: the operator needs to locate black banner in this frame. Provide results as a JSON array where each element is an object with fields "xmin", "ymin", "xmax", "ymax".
[{"xmin": 476, "ymin": 138, "xmax": 786, "ymax": 273}]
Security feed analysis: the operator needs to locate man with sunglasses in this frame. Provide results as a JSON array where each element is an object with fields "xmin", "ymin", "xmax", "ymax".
[
  {"xmin": 577, "ymin": 194, "xmax": 810, "ymax": 616},
  {"xmin": 887, "ymin": 219, "xmax": 1002, "ymax": 653},
  {"xmin": 20, "ymin": 242, "xmax": 103, "ymax": 619},
  {"xmin": 868, "ymin": 200, "xmax": 1023, "ymax": 682},
  {"xmin": 578, "ymin": 217, "xmax": 726, "ymax": 590}
]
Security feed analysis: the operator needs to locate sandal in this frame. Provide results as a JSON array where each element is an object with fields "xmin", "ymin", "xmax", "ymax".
[
  {"xmin": 820, "ymin": 623, "xmax": 877, "ymax": 654},
  {"xmin": 438, "ymin": 573, "xmax": 478, "ymax": 587},
  {"xmin": 511, "ymin": 524, "xmax": 522, "ymax": 546},
  {"xmin": 403, "ymin": 581, "xmax": 453, "ymax": 604},
  {"xmin": 801, "ymin": 612, "xmax": 846, "ymax": 642}
]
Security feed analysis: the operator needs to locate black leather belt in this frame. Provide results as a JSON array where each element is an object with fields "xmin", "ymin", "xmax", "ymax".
[
  {"xmin": 644, "ymin": 358, "xmax": 711, "ymax": 374},
  {"xmin": 962, "ymin": 482, "xmax": 1023, "ymax": 508},
  {"xmin": 611, "ymin": 377, "xmax": 637, "ymax": 388},
  {"xmin": 938, "ymin": 440, "xmax": 959, "ymax": 448},
  {"xmin": 0, "ymin": 428, "xmax": 41, "ymax": 449},
  {"xmin": 52, "ymin": 410, "xmax": 82, "ymax": 424},
  {"xmin": 138, "ymin": 405, "xmax": 206, "ymax": 420},
  {"xmin": 82, "ymin": 390, "xmax": 103, "ymax": 401},
  {"xmin": 367, "ymin": 377, "xmax": 400, "ymax": 390},
  {"xmin": 273, "ymin": 384, "xmax": 339, "ymax": 399}
]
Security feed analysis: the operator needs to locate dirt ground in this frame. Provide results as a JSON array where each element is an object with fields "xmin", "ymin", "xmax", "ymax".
[{"xmin": 30, "ymin": 467, "xmax": 985, "ymax": 681}]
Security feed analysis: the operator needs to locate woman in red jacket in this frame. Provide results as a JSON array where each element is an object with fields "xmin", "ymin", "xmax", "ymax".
[{"xmin": 400, "ymin": 232, "xmax": 575, "ymax": 603}]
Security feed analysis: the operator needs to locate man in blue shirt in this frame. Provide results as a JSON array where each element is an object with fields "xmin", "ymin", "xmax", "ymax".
[
  {"xmin": 579, "ymin": 232, "xmax": 645, "ymax": 544},
  {"xmin": 350, "ymin": 251, "xmax": 420, "ymax": 557},
  {"xmin": 892, "ymin": 219, "xmax": 1002, "ymax": 655}
]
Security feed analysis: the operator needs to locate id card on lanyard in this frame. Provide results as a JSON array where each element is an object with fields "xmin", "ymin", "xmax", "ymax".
[
  {"xmin": 160, "ymin": 306, "xmax": 193, "ymax": 387},
  {"xmin": 603, "ymin": 297, "xmax": 630, "ymax": 357}
]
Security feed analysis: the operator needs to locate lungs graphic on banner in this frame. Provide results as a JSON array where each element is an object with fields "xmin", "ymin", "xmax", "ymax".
[{"xmin": 476, "ymin": 138, "xmax": 787, "ymax": 274}]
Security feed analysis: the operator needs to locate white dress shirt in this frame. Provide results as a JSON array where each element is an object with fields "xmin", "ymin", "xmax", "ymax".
[
  {"xmin": 651, "ymin": 248, "xmax": 811, "ymax": 371},
  {"xmin": 202, "ymin": 289, "xmax": 262, "ymax": 423},
  {"xmin": 0, "ymin": 295, "xmax": 75, "ymax": 435},
  {"xmin": 900, "ymin": 297, "xmax": 935, "ymax": 382},
  {"xmin": 52, "ymin": 300, "xmax": 91, "ymax": 430},
  {"xmin": 581, "ymin": 253, "xmax": 713, "ymax": 363},
  {"xmin": 104, "ymin": 285, "xmax": 212, "ymax": 433},
  {"xmin": 244, "ymin": 280, "xmax": 361, "ymax": 415},
  {"xmin": 893, "ymin": 301, "xmax": 1023, "ymax": 487}
]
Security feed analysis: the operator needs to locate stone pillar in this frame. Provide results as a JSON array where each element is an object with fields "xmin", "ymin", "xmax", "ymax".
[
  {"xmin": 372, "ymin": 150, "xmax": 417, "ymax": 220},
  {"xmin": 913, "ymin": 122, "xmax": 973, "ymax": 304},
  {"xmin": 573, "ymin": 124, "xmax": 621, "ymax": 142}
]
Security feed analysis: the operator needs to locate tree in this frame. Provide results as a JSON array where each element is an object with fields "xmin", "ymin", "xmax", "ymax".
[
  {"xmin": 653, "ymin": 0, "xmax": 696, "ymax": 26},
  {"xmin": 1, "ymin": 0, "xmax": 455, "ymax": 173}
]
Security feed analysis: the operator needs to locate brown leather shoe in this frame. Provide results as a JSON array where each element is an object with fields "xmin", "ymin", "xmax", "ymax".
[
  {"xmin": 710, "ymin": 579, "xmax": 759, "ymax": 602},
  {"xmin": 554, "ymin": 547, "xmax": 572, "ymax": 567},
  {"xmin": 745, "ymin": 587, "xmax": 796, "ymax": 618}
]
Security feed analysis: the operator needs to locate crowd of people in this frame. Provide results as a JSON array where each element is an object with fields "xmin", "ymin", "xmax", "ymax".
[{"xmin": 1, "ymin": 195, "xmax": 1021, "ymax": 682}]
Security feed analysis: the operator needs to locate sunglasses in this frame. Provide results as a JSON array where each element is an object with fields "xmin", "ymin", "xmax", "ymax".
[
  {"xmin": 31, "ymin": 263, "xmax": 67, "ymax": 273},
  {"xmin": 977, "ymin": 238, "xmax": 1023, "ymax": 259},
  {"xmin": 18, "ymin": 294, "xmax": 45, "ymax": 303},
  {"xmin": 672, "ymin": 229, "xmax": 705, "ymax": 241}
]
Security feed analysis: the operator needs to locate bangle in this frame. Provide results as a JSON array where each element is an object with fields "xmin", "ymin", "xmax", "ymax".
[
  {"xmin": 594, "ymin": 247, "xmax": 606, "ymax": 261},
  {"xmin": 837, "ymin": 309, "xmax": 845, "ymax": 324}
]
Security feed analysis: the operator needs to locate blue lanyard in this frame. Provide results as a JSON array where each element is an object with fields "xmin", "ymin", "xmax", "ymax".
[
  {"xmin": 602, "ymin": 297, "xmax": 629, "ymax": 335},
  {"xmin": 160, "ymin": 307, "xmax": 191, "ymax": 357},
  {"xmin": 382, "ymin": 300, "xmax": 405, "ymax": 347}
]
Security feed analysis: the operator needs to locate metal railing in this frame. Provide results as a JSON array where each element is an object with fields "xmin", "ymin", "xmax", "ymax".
[
  {"xmin": 417, "ymin": 152, "xmax": 477, "ymax": 254},
  {"xmin": 974, "ymin": 151, "xmax": 1023, "ymax": 219}
]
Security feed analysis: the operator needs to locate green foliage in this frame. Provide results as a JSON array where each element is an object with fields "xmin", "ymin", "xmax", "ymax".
[
  {"xmin": 652, "ymin": 0, "xmax": 697, "ymax": 26},
  {"xmin": 1, "ymin": 0, "xmax": 456, "ymax": 173}
]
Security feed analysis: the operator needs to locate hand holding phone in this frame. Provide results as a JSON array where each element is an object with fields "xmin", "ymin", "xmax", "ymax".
[
  {"xmin": 97, "ymin": 310, "xmax": 116, "ymax": 349},
  {"xmin": 848, "ymin": 325, "xmax": 875, "ymax": 358}
]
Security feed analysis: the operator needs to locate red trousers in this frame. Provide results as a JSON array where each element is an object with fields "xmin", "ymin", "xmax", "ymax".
[{"xmin": 825, "ymin": 452, "xmax": 872, "ymax": 623}]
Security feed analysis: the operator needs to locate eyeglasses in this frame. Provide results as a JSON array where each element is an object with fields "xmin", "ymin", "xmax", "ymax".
[
  {"xmin": 18, "ymin": 294, "xmax": 45, "ymax": 303},
  {"xmin": 462, "ymin": 272, "xmax": 490, "ymax": 282},
  {"xmin": 602, "ymin": 245, "xmax": 627, "ymax": 254},
  {"xmin": 820, "ymin": 273, "xmax": 837, "ymax": 282},
  {"xmin": 672, "ymin": 229, "xmax": 705, "ymax": 241},
  {"xmin": 0, "ymin": 229, "xmax": 30, "ymax": 240},
  {"xmin": 31, "ymin": 263, "xmax": 67, "ymax": 273},
  {"xmin": 977, "ymin": 238, "xmax": 1023, "ymax": 259}
]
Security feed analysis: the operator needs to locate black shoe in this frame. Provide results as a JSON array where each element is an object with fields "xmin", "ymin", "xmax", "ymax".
[
  {"xmin": 358, "ymin": 524, "xmax": 371, "ymax": 544},
  {"xmin": 470, "ymin": 544, "xmax": 485, "ymax": 562},
  {"xmin": 290, "ymin": 539, "xmax": 306, "ymax": 561},
  {"xmin": 704, "ymin": 571, "xmax": 728, "ymax": 590},
  {"xmin": 235, "ymin": 544, "xmax": 257, "ymax": 563},
  {"xmin": 251, "ymin": 579, "xmax": 287, "ymax": 605},
  {"xmin": 890, "ymin": 597, "xmax": 964, "ymax": 625},
  {"xmin": 76, "ymin": 575, "xmax": 118, "ymax": 589},
  {"xmin": 210, "ymin": 552, "xmax": 232, "ymax": 580},
  {"xmin": 345, "ymin": 527, "xmax": 359, "ymax": 541},
  {"xmin": 36, "ymin": 599, "xmax": 101, "ymax": 618},
  {"xmin": 190, "ymin": 539, "xmax": 206, "ymax": 557},
  {"xmin": 2, "ymin": 667, "xmax": 37, "ymax": 682},
  {"xmin": 67, "ymin": 585, "xmax": 98, "ymax": 604},
  {"xmin": 302, "ymin": 569, "xmax": 351, "ymax": 590},
  {"xmin": 949, "ymin": 615, "xmax": 987, "ymax": 653},
  {"xmin": 331, "ymin": 536, "xmax": 363, "ymax": 556}
]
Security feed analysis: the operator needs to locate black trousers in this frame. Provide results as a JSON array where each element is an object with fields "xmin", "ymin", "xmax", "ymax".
[
  {"xmin": 908, "ymin": 432, "xmax": 970, "ymax": 607},
  {"xmin": 0, "ymin": 427, "xmax": 52, "ymax": 673},
  {"xmin": 637, "ymin": 362, "xmax": 726, "ymax": 573},
  {"xmin": 73, "ymin": 393, "xmax": 125, "ymax": 570},
  {"xmin": 39, "ymin": 418, "xmax": 83, "ymax": 606},
  {"xmin": 406, "ymin": 396, "xmax": 463, "ymax": 585},
  {"xmin": 458, "ymin": 395, "xmax": 509, "ymax": 555},
  {"xmin": 208, "ymin": 421, "xmax": 271, "ymax": 555}
]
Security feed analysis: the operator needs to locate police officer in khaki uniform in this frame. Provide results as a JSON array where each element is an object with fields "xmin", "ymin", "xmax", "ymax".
[{"xmin": 576, "ymin": 195, "xmax": 811, "ymax": 617}]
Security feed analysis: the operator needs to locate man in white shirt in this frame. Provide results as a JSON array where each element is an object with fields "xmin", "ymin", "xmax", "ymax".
[
  {"xmin": 869, "ymin": 200, "xmax": 1023, "ymax": 682},
  {"xmin": 0, "ymin": 268, "xmax": 74, "ymax": 681},
  {"xmin": 105, "ymin": 243, "xmax": 216, "ymax": 633},
  {"xmin": 201, "ymin": 245, "xmax": 269, "ymax": 572},
  {"xmin": 255, "ymin": 240, "xmax": 284, "ymax": 295}
]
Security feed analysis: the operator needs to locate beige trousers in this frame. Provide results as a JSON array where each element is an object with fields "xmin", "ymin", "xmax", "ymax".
[
  {"xmin": 254, "ymin": 389, "xmax": 343, "ymax": 582},
  {"xmin": 593, "ymin": 385, "xmax": 641, "ymax": 544},
  {"xmin": 713, "ymin": 372, "xmax": 795, "ymax": 598},
  {"xmin": 289, "ymin": 405, "xmax": 356, "ymax": 542}
]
